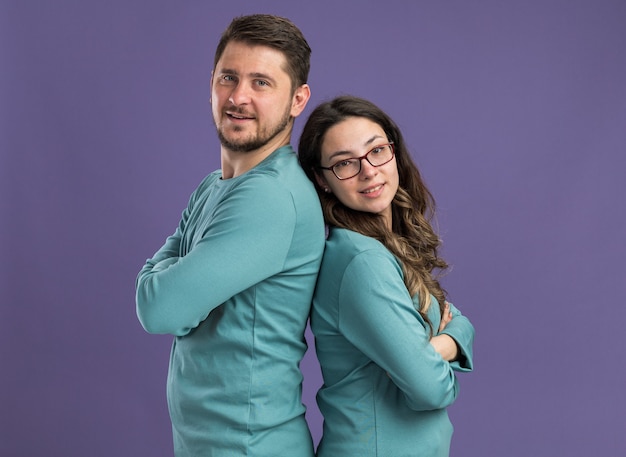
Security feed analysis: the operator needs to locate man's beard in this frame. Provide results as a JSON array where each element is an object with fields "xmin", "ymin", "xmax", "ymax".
[{"xmin": 216, "ymin": 106, "xmax": 292, "ymax": 153}]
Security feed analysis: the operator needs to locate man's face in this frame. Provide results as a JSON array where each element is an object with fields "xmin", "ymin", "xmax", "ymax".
[{"xmin": 211, "ymin": 41, "xmax": 301, "ymax": 153}]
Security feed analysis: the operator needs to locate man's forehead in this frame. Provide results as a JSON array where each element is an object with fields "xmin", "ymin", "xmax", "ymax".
[{"xmin": 216, "ymin": 41, "xmax": 287, "ymax": 69}]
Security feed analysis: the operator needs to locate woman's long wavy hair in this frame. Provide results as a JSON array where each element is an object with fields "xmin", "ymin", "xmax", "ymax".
[{"xmin": 298, "ymin": 95, "xmax": 448, "ymax": 328}]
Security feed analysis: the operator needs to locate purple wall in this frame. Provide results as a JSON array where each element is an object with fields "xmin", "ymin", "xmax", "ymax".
[{"xmin": 2, "ymin": 1, "xmax": 625, "ymax": 456}]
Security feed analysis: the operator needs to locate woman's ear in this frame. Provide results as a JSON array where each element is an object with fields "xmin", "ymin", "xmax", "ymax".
[{"xmin": 314, "ymin": 172, "xmax": 331, "ymax": 194}]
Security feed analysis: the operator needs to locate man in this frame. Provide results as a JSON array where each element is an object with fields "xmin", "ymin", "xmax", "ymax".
[{"xmin": 136, "ymin": 15, "xmax": 324, "ymax": 456}]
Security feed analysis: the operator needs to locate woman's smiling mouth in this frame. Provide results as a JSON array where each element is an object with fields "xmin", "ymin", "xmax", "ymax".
[{"xmin": 360, "ymin": 183, "xmax": 384, "ymax": 195}]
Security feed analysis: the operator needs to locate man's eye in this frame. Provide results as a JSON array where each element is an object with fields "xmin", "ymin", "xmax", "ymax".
[{"xmin": 255, "ymin": 80, "xmax": 269, "ymax": 87}]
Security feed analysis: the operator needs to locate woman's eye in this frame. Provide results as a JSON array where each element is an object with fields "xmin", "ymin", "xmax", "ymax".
[{"xmin": 336, "ymin": 160, "xmax": 355, "ymax": 168}]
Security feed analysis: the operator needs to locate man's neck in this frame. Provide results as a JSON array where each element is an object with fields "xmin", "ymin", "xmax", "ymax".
[{"xmin": 220, "ymin": 139, "xmax": 290, "ymax": 179}]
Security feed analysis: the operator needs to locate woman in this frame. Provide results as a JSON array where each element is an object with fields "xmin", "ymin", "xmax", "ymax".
[{"xmin": 298, "ymin": 96, "xmax": 474, "ymax": 457}]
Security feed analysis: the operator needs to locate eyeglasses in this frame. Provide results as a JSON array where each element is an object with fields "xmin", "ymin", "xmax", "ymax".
[{"xmin": 318, "ymin": 142, "xmax": 395, "ymax": 180}]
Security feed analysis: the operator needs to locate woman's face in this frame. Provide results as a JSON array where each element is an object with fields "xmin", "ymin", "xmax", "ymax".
[{"xmin": 316, "ymin": 116, "xmax": 399, "ymax": 229}]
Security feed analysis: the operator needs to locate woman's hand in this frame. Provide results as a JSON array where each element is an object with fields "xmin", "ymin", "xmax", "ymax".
[
  {"xmin": 431, "ymin": 302, "xmax": 459, "ymax": 361},
  {"xmin": 438, "ymin": 301, "xmax": 453, "ymax": 333}
]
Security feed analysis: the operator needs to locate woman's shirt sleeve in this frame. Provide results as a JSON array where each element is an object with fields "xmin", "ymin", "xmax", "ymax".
[{"xmin": 336, "ymin": 249, "xmax": 459, "ymax": 411}]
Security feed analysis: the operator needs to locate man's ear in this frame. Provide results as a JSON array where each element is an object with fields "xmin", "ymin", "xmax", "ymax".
[{"xmin": 290, "ymin": 84, "xmax": 311, "ymax": 118}]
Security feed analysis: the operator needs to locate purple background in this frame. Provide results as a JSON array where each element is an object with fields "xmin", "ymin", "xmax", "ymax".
[{"xmin": 2, "ymin": 1, "xmax": 625, "ymax": 456}]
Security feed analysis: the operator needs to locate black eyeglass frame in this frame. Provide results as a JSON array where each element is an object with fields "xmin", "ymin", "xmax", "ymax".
[{"xmin": 317, "ymin": 142, "xmax": 395, "ymax": 180}]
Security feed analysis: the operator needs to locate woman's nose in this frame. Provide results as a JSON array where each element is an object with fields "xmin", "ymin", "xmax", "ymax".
[{"xmin": 359, "ymin": 159, "xmax": 378, "ymax": 179}]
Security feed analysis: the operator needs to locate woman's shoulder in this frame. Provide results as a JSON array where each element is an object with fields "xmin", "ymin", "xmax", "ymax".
[
  {"xmin": 325, "ymin": 227, "xmax": 399, "ymax": 267},
  {"xmin": 327, "ymin": 226, "xmax": 384, "ymax": 249}
]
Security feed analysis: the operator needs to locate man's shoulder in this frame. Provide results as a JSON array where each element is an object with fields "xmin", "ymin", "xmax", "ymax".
[
  {"xmin": 195, "ymin": 169, "xmax": 222, "ymax": 190},
  {"xmin": 248, "ymin": 146, "xmax": 303, "ymax": 180},
  {"xmin": 240, "ymin": 149, "xmax": 317, "ymax": 202}
]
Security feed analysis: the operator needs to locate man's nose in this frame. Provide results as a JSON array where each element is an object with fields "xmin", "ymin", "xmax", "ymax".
[{"xmin": 228, "ymin": 82, "xmax": 252, "ymax": 106}]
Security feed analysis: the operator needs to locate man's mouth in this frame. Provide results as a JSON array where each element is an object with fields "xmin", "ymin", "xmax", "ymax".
[{"xmin": 226, "ymin": 111, "xmax": 254, "ymax": 120}]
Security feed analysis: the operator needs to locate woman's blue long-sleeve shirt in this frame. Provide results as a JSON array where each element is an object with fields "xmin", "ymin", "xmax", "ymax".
[{"xmin": 312, "ymin": 227, "xmax": 474, "ymax": 457}]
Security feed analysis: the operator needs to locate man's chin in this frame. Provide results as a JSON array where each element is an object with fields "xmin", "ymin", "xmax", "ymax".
[{"xmin": 218, "ymin": 134, "xmax": 261, "ymax": 153}]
